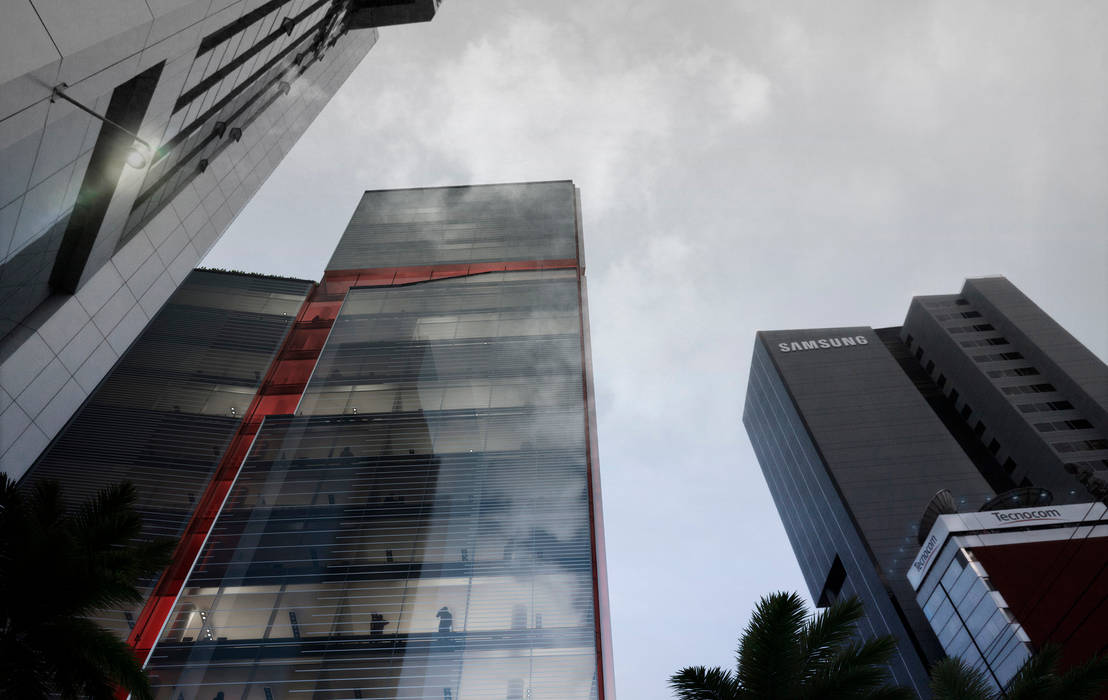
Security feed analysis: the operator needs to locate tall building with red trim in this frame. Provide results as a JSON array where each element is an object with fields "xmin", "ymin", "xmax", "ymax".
[{"xmin": 20, "ymin": 181, "xmax": 615, "ymax": 699}]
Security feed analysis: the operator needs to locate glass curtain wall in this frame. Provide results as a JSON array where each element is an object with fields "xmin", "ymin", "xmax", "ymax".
[
  {"xmin": 144, "ymin": 270, "xmax": 599, "ymax": 699},
  {"xmin": 19, "ymin": 270, "xmax": 310, "ymax": 637}
]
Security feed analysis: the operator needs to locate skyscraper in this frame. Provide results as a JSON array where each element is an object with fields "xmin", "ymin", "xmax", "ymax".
[
  {"xmin": 742, "ymin": 276, "xmax": 1108, "ymax": 697},
  {"xmin": 19, "ymin": 180, "xmax": 614, "ymax": 699},
  {"xmin": 0, "ymin": 0, "xmax": 440, "ymax": 481}
]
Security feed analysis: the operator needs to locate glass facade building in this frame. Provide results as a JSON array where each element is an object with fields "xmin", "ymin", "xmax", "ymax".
[
  {"xmin": 21, "ymin": 269, "xmax": 312, "ymax": 638},
  {"xmin": 18, "ymin": 181, "xmax": 613, "ymax": 699},
  {"xmin": 744, "ymin": 329, "xmax": 995, "ymax": 696}
]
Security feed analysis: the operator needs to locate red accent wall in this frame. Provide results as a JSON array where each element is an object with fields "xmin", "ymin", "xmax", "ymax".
[{"xmin": 971, "ymin": 536, "xmax": 1108, "ymax": 671}]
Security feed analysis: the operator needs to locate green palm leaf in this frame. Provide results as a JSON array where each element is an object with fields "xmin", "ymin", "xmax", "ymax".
[
  {"xmin": 669, "ymin": 665, "xmax": 742, "ymax": 700},
  {"xmin": 670, "ymin": 592, "xmax": 911, "ymax": 700},
  {"xmin": 928, "ymin": 656, "xmax": 994, "ymax": 700},
  {"xmin": 736, "ymin": 591, "xmax": 808, "ymax": 698},
  {"xmin": 0, "ymin": 474, "xmax": 173, "ymax": 699}
]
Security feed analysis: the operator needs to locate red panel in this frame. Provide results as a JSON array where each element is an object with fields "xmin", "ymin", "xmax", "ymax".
[
  {"xmin": 354, "ymin": 269, "xmax": 397, "ymax": 286},
  {"xmin": 285, "ymin": 327, "xmax": 330, "ymax": 354},
  {"xmin": 320, "ymin": 272, "xmax": 357, "ymax": 296},
  {"xmin": 325, "ymin": 258, "xmax": 580, "ymax": 289},
  {"xmin": 577, "ymin": 272, "xmax": 615, "ymax": 700},
  {"xmin": 466, "ymin": 262, "xmax": 508, "ymax": 275},
  {"xmin": 302, "ymin": 300, "xmax": 342, "ymax": 322},
  {"xmin": 430, "ymin": 264, "xmax": 470, "ymax": 278},
  {"xmin": 392, "ymin": 265, "xmax": 435, "ymax": 284},
  {"xmin": 971, "ymin": 536, "xmax": 1108, "ymax": 676},
  {"xmin": 268, "ymin": 358, "xmax": 317, "ymax": 386},
  {"xmin": 252, "ymin": 393, "xmax": 300, "ymax": 416}
]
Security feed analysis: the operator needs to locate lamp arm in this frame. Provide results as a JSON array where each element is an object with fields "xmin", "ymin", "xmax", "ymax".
[{"xmin": 51, "ymin": 84, "xmax": 152, "ymax": 151}]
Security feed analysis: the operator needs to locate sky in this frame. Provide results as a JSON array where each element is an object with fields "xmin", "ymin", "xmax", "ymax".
[{"xmin": 203, "ymin": 2, "xmax": 1108, "ymax": 697}]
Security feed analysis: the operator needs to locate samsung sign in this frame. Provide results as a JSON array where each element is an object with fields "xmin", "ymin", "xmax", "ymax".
[{"xmin": 777, "ymin": 335, "xmax": 869, "ymax": 353}]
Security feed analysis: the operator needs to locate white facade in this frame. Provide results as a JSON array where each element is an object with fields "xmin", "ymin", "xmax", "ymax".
[{"xmin": 1, "ymin": 0, "xmax": 435, "ymax": 481}]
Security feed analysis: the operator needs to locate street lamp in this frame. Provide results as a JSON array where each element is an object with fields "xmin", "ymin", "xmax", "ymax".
[{"xmin": 51, "ymin": 83, "xmax": 153, "ymax": 169}]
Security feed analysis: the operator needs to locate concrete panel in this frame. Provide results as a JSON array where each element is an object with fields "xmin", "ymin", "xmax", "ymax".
[
  {"xmin": 7, "ymin": 161, "xmax": 73, "ymax": 259},
  {"xmin": 0, "ymin": 129, "xmax": 43, "ymax": 212},
  {"xmin": 33, "ymin": 0, "xmax": 153, "ymax": 57},
  {"xmin": 190, "ymin": 221, "xmax": 220, "ymax": 256},
  {"xmin": 179, "ymin": 203, "xmax": 207, "ymax": 240},
  {"xmin": 34, "ymin": 295, "xmax": 91, "ymax": 353},
  {"xmin": 72, "ymin": 337, "xmax": 118, "ymax": 393},
  {"xmin": 0, "ymin": 1, "xmax": 62, "ymax": 87},
  {"xmin": 28, "ymin": 101, "xmax": 94, "ymax": 188},
  {"xmin": 33, "ymin": 377, "xmax": 86, "ymax": 436},
  {"xmin": 146, "ymin": 0, "xmax": 210, "ymax": 45},
  {"xmin": 57, "ymin": 320, "xmax": 105, "ymax": 373},
  {"xmin": 0, "ymin": 331, "xmax": 53, "ymax": 397},
  {"xmin": 75, "ymin": 261, "xmax": 125, "ymax": 316},
  {"xmin": 0, "ymin": 400, "xmax": 32, "ymax": 455},
  {"xmin": 0, "ymin": 199, "xmax": 21, "ymax": 261},
  {"xmin": 126, "ymin": 248, "xmax": 167, "ymax": 298},
  {"xmin": 112, "ymin": 230, "xmax": 155, "ymax": 280},
  {"xmin": 62, "ymin": 149, "xmax": 93, "ymax": 211},
  {"xmin": 105, "ymin": 302, "xmax": 148, "ymax": 355},
  {"xmin": 137, "ymin": 272, "xmax": 177, "ymax": 317},
  {"xmin": 91, "ymin": 283, "xmax": 137, "ymax": 336},
  {"xmin": 14, "ymin": 356, "xmax": 68, "ymax": 418},
  {"xmin": 143, "ymin": 204, "xmax": 182, "ymax": 248},
  {"xmin": 167, "ymin": 241, "xmax": 199, "ymax": 284},
  {"xmin": 0, "ymin": 421, "xmax": 48, "ymax": 481}
]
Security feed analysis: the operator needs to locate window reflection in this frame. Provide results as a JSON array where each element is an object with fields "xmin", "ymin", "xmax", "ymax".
[{"xmin": 145, "ymin": 273, "xmax": 599, "ymax": 699}]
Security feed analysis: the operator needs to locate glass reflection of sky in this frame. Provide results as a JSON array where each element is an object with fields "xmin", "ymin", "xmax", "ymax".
[{"xmin": 145, "ymin": 271, "xmax": 600, "ymax": 699}]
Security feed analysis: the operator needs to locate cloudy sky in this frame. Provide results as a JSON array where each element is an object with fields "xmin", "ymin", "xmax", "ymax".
[{"xmin": 204, "ymin": 2, "xmax": 1108, "ymax": 697}]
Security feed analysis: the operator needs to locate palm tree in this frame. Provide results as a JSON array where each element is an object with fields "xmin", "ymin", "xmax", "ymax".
[
  {"xmin": 669, "ymin": 591, "xmax": 914, "ymax": 699},
  {"xmin": 0, "ymin": 474, "xmax": 175, "ymax": 699},
  {"xmin": 930, "ymin": 644, "xmax": 1108, "ymax": 700}
]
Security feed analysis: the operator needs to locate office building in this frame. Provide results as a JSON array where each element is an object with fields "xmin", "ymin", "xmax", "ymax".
[
  {"xmin": 20, "ymin": 181, "xmax": 615, "ymax": 699},
  {"xmin": 0, "ymin": 0, "xmax": 440, "ymax": 481},
  {"xmin": 909, "ymin": 501, "xmax": 1108, "ymax": 692},
  {"xmin": 743, "ymin": 276, "xmax": 1108, "ymax": 697}
]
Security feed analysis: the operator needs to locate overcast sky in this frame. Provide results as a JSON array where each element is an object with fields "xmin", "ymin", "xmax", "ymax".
[{"xmin": 204, "ymin": 2, "xmax": 1108, "ymax": 697}]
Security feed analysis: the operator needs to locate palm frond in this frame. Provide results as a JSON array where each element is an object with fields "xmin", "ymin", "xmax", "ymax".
[
  {"xmin": 49, "ymin": 616, "xmax": 155, "ymax": 700},
  {"xmin": 669, "ymin": 665, "xmax": 741, "ymax": 700},
  {"xmin": 735, "ymin": 591, "xmax": 808, "ymax": 697},
  {"xmin": 0, "ymin": 478, "xmax": 169, "ymax": 699},
  {"xmin": 861, "ymin": 686, "xmax": 918, "ymax": 700},
  {"xmin": 1049, "ymin": 648, "xmax": 1108, "ymax": 700},
  {"xmin": 798, "ymin": 596, "xmax": 864, "ymax": 676},
  {"xmin": 800, "ymin": 635, "xmax": 904, "ymax": 699},
  {"xmin": 928, "ymin": 657, "xmax": 994, "ymax": 700},
  {"xmin": 1005, "ymin": 643, "xmax": 1061, "ymax": 700}
]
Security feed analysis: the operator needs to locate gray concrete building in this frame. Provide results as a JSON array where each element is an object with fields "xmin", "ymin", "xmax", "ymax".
[
  {"xmin": 0, "ymin": 0, "xmax": 440, "ymax": 481},
  {"xmin": 742, "ymin": 276, "xmax": 1108, "ymax": 697}
]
